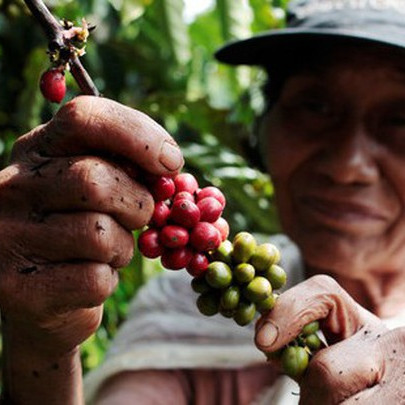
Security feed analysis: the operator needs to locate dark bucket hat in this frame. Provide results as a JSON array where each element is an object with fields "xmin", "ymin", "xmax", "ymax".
[{"xmin": 215, "ymin": 0, "xmax": 405, "ymax": 66}]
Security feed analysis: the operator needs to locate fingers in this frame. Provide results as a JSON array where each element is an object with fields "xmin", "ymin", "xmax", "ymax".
[
  {"xmin": 300, "ymin": 326, "xmax": 405, "ymax": 404},
  {"xmin": 44, "ymin": 262, "xmax": 119, "ymax": 311},
  {"xmin": 342, "ymin": 386, "xmax": 389, "ymax": 405},
  {"xmin": 1, "ymin": 262, "xmax": 119, "ymax": 317},
  {"xmin": 255, "ymin": 275, "xmax": 381, "ymax": 352},
  {"xmin": 342, "ymin": 339, "xmax": 405, "ymax": 405},
  {"xmin": 11, "ymin": 96, "xmax": 184, "ymax": 176},
  {"xmin": 14, "ymin": 212, "xmax": 134, "ymax": 268},
  {"xmin": 6, "ymin": 156, "xmax": 154, "ymax": 231},
  {"xmin": 342, "ymin": 382, "xmax": 397, "ymax": 405},
  {"xmin": 299, "ymin": 326, "xmax": 386, "ymax": 404}
]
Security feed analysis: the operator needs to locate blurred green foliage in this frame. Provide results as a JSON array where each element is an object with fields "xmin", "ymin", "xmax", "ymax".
[{"xmin": 0, "ymin": 0, "xmax": 288, "ymax": 374}]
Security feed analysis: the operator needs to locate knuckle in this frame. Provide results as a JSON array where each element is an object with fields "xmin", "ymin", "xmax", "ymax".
[
  {"xmin": 306, "ymin": 350, "xmax": 341, "ymax": 389},
  {"xmin": 81, "ymin": 263, "xmax": 117, "ymax": 306},
  {"xmin": 132, "ymin": 187, "xmax": 154, "ymax": 228},
  {"xmin": 86, "ymin": 213, "xmax": 133, "ymax": 267},
  {"xmin": 85, "ymin": 213, "xmax": 115, "ymax": 251},
  {"xmin": 305, "ymin": 337, "xmax": 380, "ymax": 399},
  {"xmin": 73, "ymin": 159, "xmax": 116, "ymax": 203},
  {"xmin": 10, "ymin": 136, "xmax": 28, "ymax": 160},
  {"xmin": 308, "ymin": 274, "xmax": 340, "ymax": 291},
  {"xmin": 52, "ymin": 96, "xmax": 96, "ymax": 135},
  {"xmin": 10, "ymin": 125, "xmax": 46, "ymax": 162},
  {"xmin": 110, "ymin": 229, "xmax": 134, "ymax": 268}
]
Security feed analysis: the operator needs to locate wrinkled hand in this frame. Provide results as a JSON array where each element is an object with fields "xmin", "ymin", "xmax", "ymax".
[
  {"xmin": 0, "ymin": 96, "xmax": 183, "ymax": 354},
  {"xmin": 255, "ymin": 275, "xmax": 405, "ymax": 404}
]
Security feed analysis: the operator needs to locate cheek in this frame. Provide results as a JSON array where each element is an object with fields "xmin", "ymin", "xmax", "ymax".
[{"xmin": 264, "ymin": 130, "xmax": 316, "ymax": 236}]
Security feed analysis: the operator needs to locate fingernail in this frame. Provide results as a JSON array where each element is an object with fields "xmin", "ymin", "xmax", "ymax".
[
  {"xmin": 256, "ymin": 321, "xmax": 278, "ymax": 348},
  {"xmin": 159, "ymin": 141, "xmax": 183, "ymax": 171}
]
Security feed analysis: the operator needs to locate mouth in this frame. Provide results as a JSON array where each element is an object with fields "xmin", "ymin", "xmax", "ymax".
[{"xmin": 298, "ymin": 196, "xmax": 388, "ymax": 234}]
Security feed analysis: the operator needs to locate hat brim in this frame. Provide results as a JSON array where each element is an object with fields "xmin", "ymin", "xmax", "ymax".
[{"xmin": 215, "ymin": 28, "xmax": 405, "ymax": 66}]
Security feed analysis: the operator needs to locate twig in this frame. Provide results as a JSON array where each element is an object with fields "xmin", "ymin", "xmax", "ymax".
[
  {"xmin": 23, "ymin": 0, "xmax": 100, "ymax": 97},
  {"xmin": 69, "ymin": 55, "xmax": 100, "ymax": 96},
  {"xmin": 24, "ymin": 0, "xmax": 63, "ymax": 42}
]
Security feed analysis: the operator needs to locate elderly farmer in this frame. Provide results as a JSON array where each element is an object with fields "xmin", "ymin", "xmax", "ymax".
[{"xmin": 1, "ymin": 0, "xmax": 405, "ymax": 404}]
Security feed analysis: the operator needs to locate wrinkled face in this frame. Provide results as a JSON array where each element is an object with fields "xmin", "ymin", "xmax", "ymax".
[{"xmin": 262, "ymin": 46, "xmax": 405, "ymax": 279}]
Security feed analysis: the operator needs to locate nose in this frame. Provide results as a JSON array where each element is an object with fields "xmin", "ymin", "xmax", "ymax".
[{"xmin": 315, "ymin": 123, "xmax": 379, "ymax": 185}]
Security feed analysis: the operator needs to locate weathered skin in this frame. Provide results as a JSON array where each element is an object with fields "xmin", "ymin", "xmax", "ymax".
[
  {"xmin": 0, "ymin": 96, "xmax": 183, "ymax": 404},
  {"xmin": 255, "ymin": 275, "xmax": 405, "ymax": 404}
]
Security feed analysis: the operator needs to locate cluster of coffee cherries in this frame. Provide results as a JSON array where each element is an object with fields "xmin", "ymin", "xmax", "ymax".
[
  {"xmin": 137, "ymin": 173, "xmax": 323, "ymax": 378},
  {"xmin": 137, "ymin": 173, "xmax": 287, "ymax": 325},
  {"xmin": 193, "ymin": 232, "xmax": 286, "ymax": 326},
  {"xmin": 273, "ymin": 320, "xmax": 323, "ymax": 378},
  {"xmin": 137, "ymin": 173, "xmax": 229, "ymax": 274}
]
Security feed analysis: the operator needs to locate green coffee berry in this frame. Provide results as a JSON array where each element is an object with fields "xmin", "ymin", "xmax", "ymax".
[
  {"xmin": 205, "ymin": 261, "xmax": 232, "ymax": 289},
  {"xmin": 250, "ymin": 243, "xmax": 280, "ymax": 271},
  {"xmin": 234, "ymin": 301, "xmax": 256, "ymax": 326},
  {"xmin": 234, "ymin": 263, "xmax": 256, "ymax": 284},
  {"xmin": 196, "ymin": 292, "xmax": 220, "ymax": 316},
  {"xmin": 220, "ymin": 285, "xmax": 240, "ymax": 310},
  {"xmin": 232, "ymin": 232, "xmax": 257, "ymax": 263},
  {"xmin": 305, "ymin": 333, "xmax": 322, "ymax": 351},
  {"xmin": 264, "ymin": 264, "xmax": 287, "ymax": 290},
  {"xmin": 302, "ymin": 321, "xmax": 320, "ymax": 336},
  {"xmin": 255, "ymin": 293, "xmax": 278, "ymax": 313},
  {"xmin": 212, "ymin": 240, "xmax": 233, "ymax": 264},
  {"xmin": 191, "ymin": 276, "xmax": 211, "ymax": 294},
  {"xmin": 244, "ymin": 276, "xmax": 272, "ymax": 303},
  {"xmin": 281, "ymin": 346, "xmax": 309, "ymax": 378},
  {"xmin": 219, "ymin": 307, "xmax": 235, "ymax": 318}
]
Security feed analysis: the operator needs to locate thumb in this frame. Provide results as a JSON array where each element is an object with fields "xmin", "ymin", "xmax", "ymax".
[
  {"xmin": 12, "ymin": 96, "xmax": 184, "ymax": 176},
  {"xmin": 255, "ymin": 275, "xmax": 380, "ymax": 353}
]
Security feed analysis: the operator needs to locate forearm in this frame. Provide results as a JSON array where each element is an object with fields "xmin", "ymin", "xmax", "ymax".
[{"xmin": 1, "ymin": 322, "xmax": 84, "ymax": 404}]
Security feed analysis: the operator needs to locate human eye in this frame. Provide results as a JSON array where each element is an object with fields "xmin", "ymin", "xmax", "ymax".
[
  {"xmin": 377, "ymin": 105, "xmax": 405, "ymax": 151},
  {"xmin": 279, "ymin": 90, "xmax": 336, "ymax": 134},
  {"xmin": 385, "ymin": 114, "xmax": 405, "ymax": 127},
  {"xmin": 298, "ymin": 97, "xmax": 331, "ymax": 115},
  {"xmin": 280, "ymin": 82, "xmax": 335, "ymax": 117}
]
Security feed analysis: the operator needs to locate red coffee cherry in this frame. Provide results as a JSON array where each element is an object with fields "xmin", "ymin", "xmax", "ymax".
[
  {"xmin": 161, "ymin": 246, "xmax": 193, "ymax": 270},
  {"xmin": 173, "ymin": 191, "xmax": 195, "ymax": 203},
  {"xmin": 159, "ymin": 225, "xmax": 189, "ymax": 248},
  {"xmin": 151, "ymin": 177, "xmax": 175, "ymax": 201},
  {"xmin": 197, "ymin": 186, "xmax": 226, "ymax": 208},
  {"xmin": 212, "ymin": 217, "xmax": 230, "ymax": 241},
  {"xmin": 150, "ymin": 201, "xmax": 171, "ymax": 228},
  {"xmin": 174, "ymin": 173, "xmax": 199, "ymax": 194},
  {"xmin": 190, "ymin": 222, "xmax": 221, "ymax": 252},
  {"xmin": 186, "ymin": 252, "xmax": 210, "ymax": 277},
  {"xmin": 197, "ymin": 197, "xmax": 223, "ymax": 223},
  {"xmin": 170, "ymin": 199, "xmax": 200, "ymax": 228},
  {"xmin": 40, "ymin": 68, "xmax": 66, "ymax": 103},
  {"xmin": 137, "ymin": 228, "xmax": 164, "ymax": 258}
]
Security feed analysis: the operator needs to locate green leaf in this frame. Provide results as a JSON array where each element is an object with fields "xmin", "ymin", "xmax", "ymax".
[
  {"xmin": 160, "ymin": 0, "xmax": 190, "ymax": 65},
  {"xmin": 15, "ymin": 47, "xmax": 47, "ymax": 133},
  {"xmin": 144, "ymin": 0, "xmax": 191, "ymax": 65},
  {"xmin": 109, "ymin": 0, "xmax": 150, "ymax": 25},
  {"xmin": 249, "ymin": 0, "xmax": 287, "ymax": 31},
  {"xmin": 216, "ymin": 0, "xmax": 251, "ymax": 41}
]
